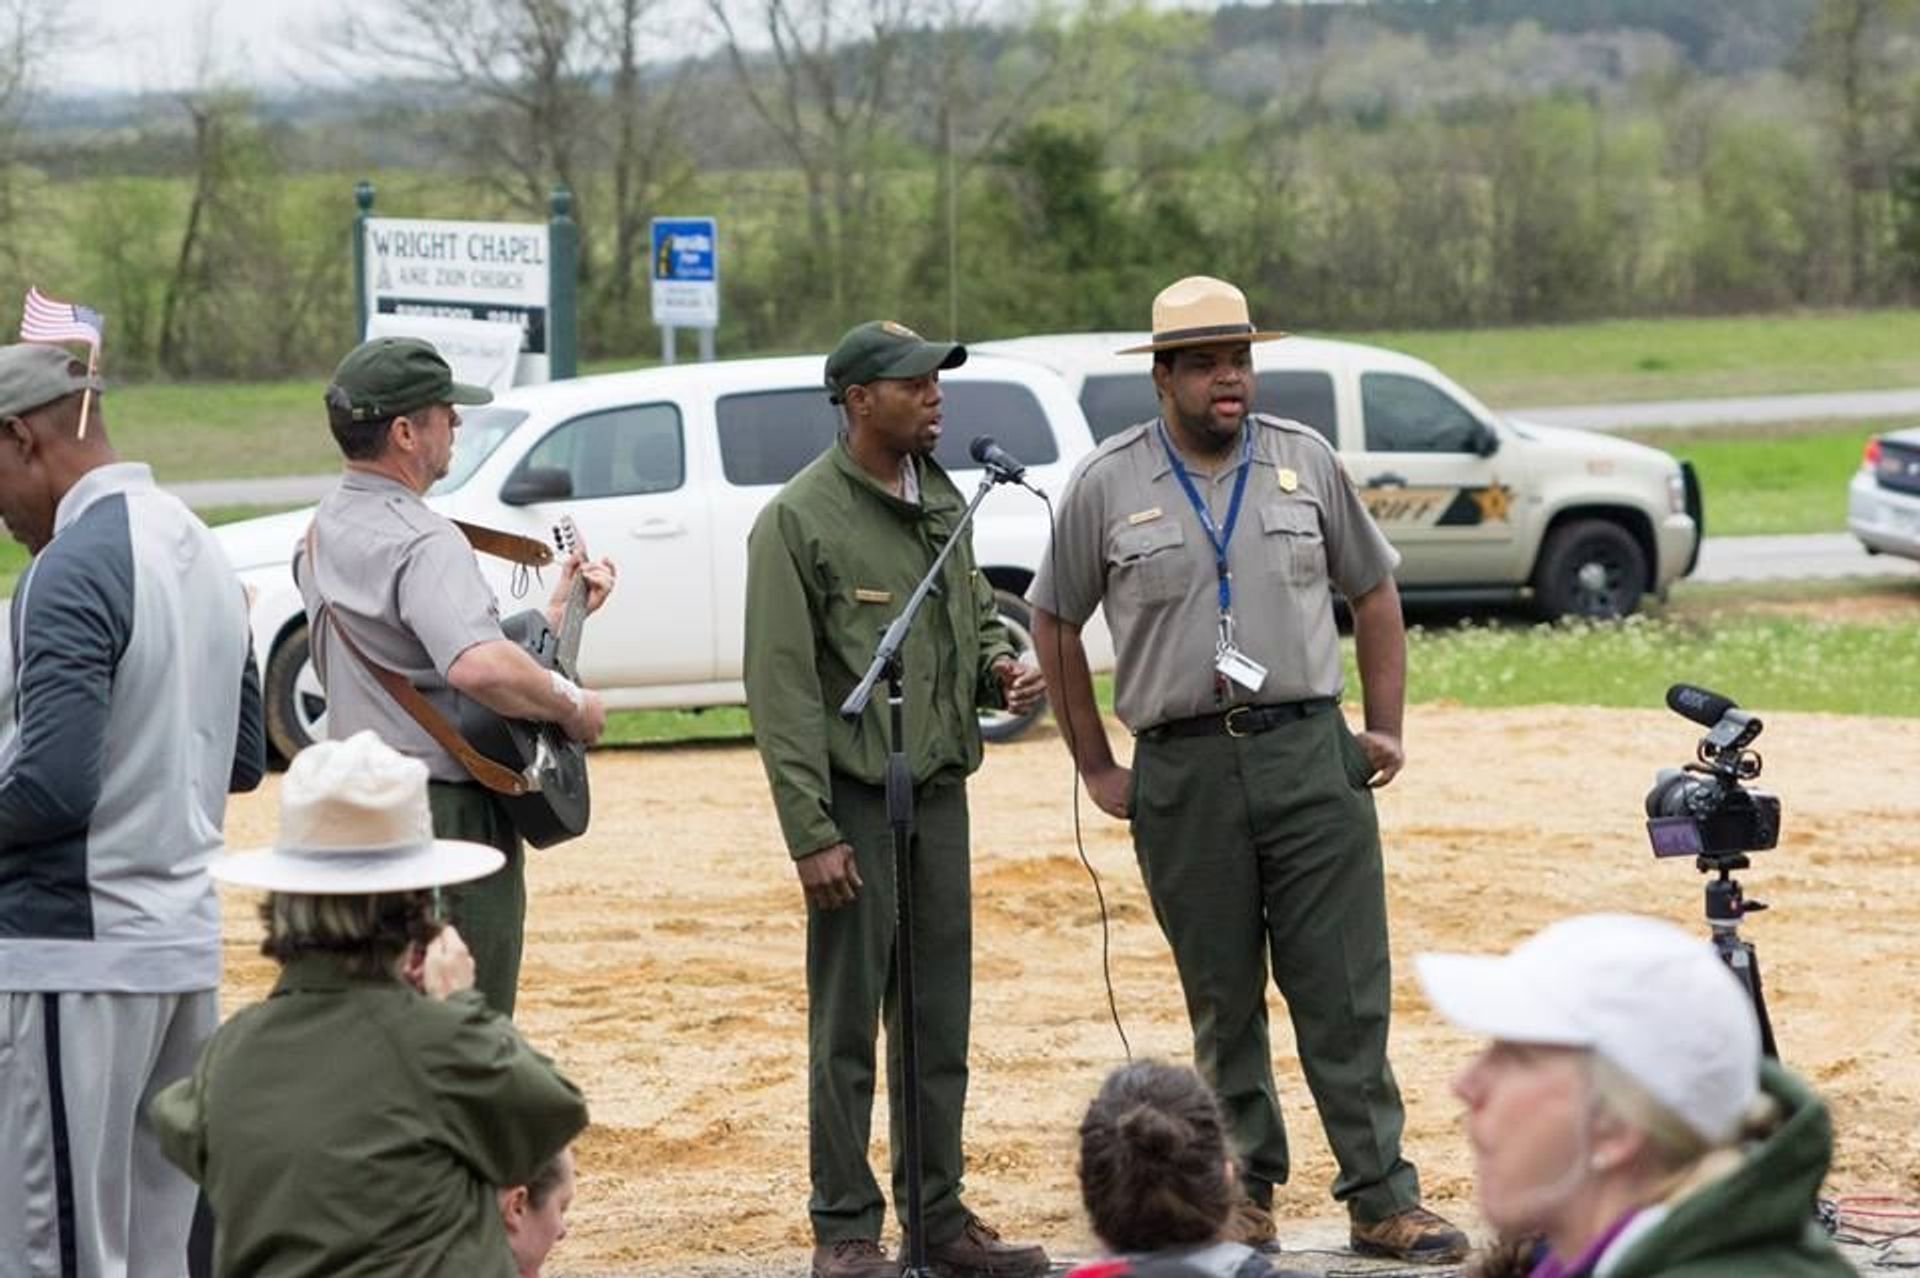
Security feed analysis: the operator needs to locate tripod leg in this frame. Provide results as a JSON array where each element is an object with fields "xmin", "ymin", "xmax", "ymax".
[{"xmin": 1742, "ymin": 940, "xmax": 1779, "ymax": 1061}]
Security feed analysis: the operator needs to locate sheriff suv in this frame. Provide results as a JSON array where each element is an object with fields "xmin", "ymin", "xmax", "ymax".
[
  {"xmin": 975, "ymin": 333, "xmax": 1703, "ymax": 619},
  {"xmin": 213, "ymin": 353, "xmax": 1103, "ymax": 760}
]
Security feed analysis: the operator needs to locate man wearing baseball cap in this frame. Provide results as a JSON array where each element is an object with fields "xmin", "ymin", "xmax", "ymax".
[
  {"xmin": 744, "ymin": 320, "xmax": 1047, "ymax": 1278},
  {"xmin": 295, "ymin": 336, "xmax": 617, "ymax": 1015},
  {"xmin": 1418, "ymin": 913, "xmax": 1852, "ymax": 1277},
  {"xmin": 0, "ymin": 341, "xmax": 266, "ymax": 1275}
]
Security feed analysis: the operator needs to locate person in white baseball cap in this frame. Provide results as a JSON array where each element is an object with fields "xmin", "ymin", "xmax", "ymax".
[
  {"xmin": 1416, "ymin": 913, "xmax": 1851, "ymax": 1278},
  {"xmin": 149, "ymin": 732, "xmax": 589, "ymax": 1277}
]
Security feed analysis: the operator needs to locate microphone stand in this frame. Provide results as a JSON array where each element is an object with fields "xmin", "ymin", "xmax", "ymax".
[{"xmin": 839, "ymin": 463, "xmax": 1012, "ymax": 1278}]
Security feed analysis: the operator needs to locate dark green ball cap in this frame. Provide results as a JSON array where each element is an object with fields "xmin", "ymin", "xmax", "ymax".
[
  {"xmin": 824, "ymin": 321, "xmax": 966, "ymax": 404},
  {"xmin": 328, "ymin": 336, "xmax": 493, "ymax": 422}
]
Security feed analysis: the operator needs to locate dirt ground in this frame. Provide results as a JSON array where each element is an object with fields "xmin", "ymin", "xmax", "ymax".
[{"xmin": 214, "ymin": 704, "xmax": 1920, "ymax": 1276}]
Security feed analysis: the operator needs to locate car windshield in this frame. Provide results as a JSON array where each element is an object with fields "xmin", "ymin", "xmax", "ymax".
[{"xmin": 429, "ymin": 406, "xmax": 528, "ymax": 495}]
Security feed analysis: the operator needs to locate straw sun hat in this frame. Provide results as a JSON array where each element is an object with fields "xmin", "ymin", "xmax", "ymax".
[{"xmin": 214, "ymin": 731, "xmax": 503, "ymax": 894}]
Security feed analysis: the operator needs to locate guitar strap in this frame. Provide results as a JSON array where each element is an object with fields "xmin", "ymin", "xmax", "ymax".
[{"xmin": 303, "ymin": 522, "xmax": 534, "ymax": 797}]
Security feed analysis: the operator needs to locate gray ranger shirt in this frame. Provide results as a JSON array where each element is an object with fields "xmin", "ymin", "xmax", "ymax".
[
  {"xmin": 295, "ymin": 470, "xmax": 505, "ymax": 781},
  {"xmin": 1029, "ymin": 414, "xmax": 1399, "ymax": 732}
]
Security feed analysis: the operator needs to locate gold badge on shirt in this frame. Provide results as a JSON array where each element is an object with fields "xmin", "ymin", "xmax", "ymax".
[{"xmin": 1276, "ymin": 468, "xmax": 1299, "ymax": 493}]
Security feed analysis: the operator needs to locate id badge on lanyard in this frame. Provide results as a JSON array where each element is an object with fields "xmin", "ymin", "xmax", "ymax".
[{"xmin": 1158, "ymin": 423, "xmax": 1268, "ymax": 697}]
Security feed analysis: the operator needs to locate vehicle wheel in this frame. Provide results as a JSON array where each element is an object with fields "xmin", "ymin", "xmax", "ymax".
[
  {"xmin": 263, "ymin": 623, "xmax": 328, "ymax": 763},
  {"xmin": 980, "ymin": 588, "xmax": 1047, "ymax": 744},
  {"xmin": 1531, "ymin": 519, "xmax": 1650, "ymax": 620}
]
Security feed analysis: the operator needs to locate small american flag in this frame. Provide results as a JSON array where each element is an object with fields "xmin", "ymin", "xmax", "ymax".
[{"xmin": 20, "ymin": 286, "xmax": 104, "ymax": 349}]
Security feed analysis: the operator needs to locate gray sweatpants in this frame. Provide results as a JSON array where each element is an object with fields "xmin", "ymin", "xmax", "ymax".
[{"xmin": 0, "ymin": 990, "xmax": 217, "ymax": 1278}]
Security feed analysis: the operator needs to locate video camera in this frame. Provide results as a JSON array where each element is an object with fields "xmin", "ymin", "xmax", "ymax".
[{"xmin": 1643, "ymin": 683, "xmax": 1781, "ymax": 866}]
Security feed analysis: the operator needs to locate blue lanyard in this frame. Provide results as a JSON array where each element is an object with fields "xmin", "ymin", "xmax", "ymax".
[{"xmin": 1158, "ymin": 421, "xmax": 1253, "ymax": 616}]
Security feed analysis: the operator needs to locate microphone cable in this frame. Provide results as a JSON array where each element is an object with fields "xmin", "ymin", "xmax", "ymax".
[{"xmin": 1032, "ymin": 484, "xmax": 1132, "ymax": 1061}]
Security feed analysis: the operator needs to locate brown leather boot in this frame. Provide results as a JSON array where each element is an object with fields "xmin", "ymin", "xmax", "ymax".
[
  {"xmin": 905, "ymin": 1214, "xmax": 1050, "ymax": 1278},
  {"xmin": 1222, "ymin": 1193, "xmax": 1280, "ymax": 1253},
  {"xmin": 813, "ymin": 1237, "xmax": 901, "ymax": 1278},
  {"xmin": 1350, "ymin": 1204, "xmax": 1471, "ymax": 1264}
]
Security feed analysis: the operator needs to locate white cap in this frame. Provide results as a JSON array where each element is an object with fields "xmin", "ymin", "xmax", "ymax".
[
  {"xmin": 1415, "ymin": 913, "xmax": 1761, "ymax": 1144},
  {"xmin": 214, "ymin": 731, "xmax": 503, "ymax": 894}
]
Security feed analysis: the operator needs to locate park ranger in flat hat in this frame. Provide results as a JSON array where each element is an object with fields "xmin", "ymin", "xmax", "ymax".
[{"xmin": 1027, "ymin": 276, "xmax": 1470, "ymax": 1265}]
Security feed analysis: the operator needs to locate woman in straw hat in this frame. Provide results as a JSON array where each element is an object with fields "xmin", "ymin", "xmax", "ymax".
[
  {"xmin": 1417, "ymin": 913, "xmax": 1852, "ymax": 1278},
  {"xmin": 149, "ymin": 731, "xmax": 589, "ymax": 1278}
]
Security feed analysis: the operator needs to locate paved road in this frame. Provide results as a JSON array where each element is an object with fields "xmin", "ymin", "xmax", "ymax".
[
  {"xmin": 1691, "ymin": 532, "xmax": 1918, "ymax": 584},
  {"xmin": 1509, "ymin": 386, "xmax": 1920, "ymax": 432}
]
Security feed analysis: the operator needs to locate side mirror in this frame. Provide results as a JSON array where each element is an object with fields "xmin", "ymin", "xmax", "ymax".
[
  {"xmin": 1472, "ymin": 422, "xmax": 1501, "ymax": 458},
  {"xmin": 500, "ymin": 466, "xmax": 573, "ymax": 506}
]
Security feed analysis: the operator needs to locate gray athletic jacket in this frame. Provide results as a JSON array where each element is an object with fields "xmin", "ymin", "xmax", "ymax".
[{"xmin": 0, "ymin": 462, "xmax": 264, "ymax": 992}]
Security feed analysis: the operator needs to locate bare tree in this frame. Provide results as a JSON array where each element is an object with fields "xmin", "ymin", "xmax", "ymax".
[
  {"xmin": 340, "ymin": 0, "xmax": 685, "ymax": 335},
  {"xmin": 0, "ymin": 1, "xmax": 68, "ymax": 279},
  {"xmin": 1801, "ymin": 0, "xmax": 1920, "ymax": 299},
  {"xmin": 706, "ymin": 0, "xmax": 913, "ymax": 319}
]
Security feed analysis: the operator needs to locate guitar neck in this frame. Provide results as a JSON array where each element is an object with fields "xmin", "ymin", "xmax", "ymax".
[{"xmin": 556, "ymin": 575, "xmax": 589, "ymax": 678}]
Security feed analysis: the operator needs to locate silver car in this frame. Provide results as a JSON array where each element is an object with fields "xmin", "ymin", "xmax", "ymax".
[{"xmin": 1848, "ymin": 427, "xmax": 1920, "ymax": 561}]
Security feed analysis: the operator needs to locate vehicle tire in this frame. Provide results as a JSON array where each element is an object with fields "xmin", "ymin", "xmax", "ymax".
[
  {"xmin": 980, "ymin": 588, "xmax": 1047, "ymax": 744},
  {"xmin": 263, "ymin": 623, "xmax": 328, "ymax": 763},
  {"xmin": 1531, "ymin": 519, "xmax": 1650, "ymax": 620}
]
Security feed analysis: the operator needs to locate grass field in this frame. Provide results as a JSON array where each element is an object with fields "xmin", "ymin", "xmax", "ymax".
[
  {"xmin": 83, "ymin": 307, "xmax": 1920, "ymax": 484},
  {"xmin": 1634, "ymin": 419, "xmax": 1877, "ymax": 536},
  {"xmin": 593, "ymin": 580, "xmax": 1920, "ymax": 746},
  {"xmin": 1354, "ymin": 309, "xmax": 1920, "ymax": 407}
]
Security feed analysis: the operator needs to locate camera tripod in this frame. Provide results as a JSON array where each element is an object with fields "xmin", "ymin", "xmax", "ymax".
[{"xmin": 1699, "ymin": 853, "xmax": 1779, "ymax": 1060}]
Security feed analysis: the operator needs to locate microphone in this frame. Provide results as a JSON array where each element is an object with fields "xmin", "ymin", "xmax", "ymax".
[
  {"xmin": 968, "ymin": 435, "xmax": 1028, "ymax": 483},
  {"xmin": 1666, "ymin": 683, "xmax": 1737, "ymax": 727}
]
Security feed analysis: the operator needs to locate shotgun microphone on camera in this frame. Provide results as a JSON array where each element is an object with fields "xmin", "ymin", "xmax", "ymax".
[
  {"xmin": 968, "ymin": 435, "xmax": 1029, "ymax": 483},
  {"xmin": 1666, "ymin": 683, "xmax": 1738, "ymax": 728}
]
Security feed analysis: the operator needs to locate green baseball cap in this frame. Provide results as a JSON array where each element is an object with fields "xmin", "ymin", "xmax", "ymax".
[
  {"xmin": 824, "ymin": 321, "xmax": 966, "ymax": 405},
  {"xmin": 327, "ymin": 336, "xmax": 492, "ymax": 423},
  {"xmin": 0, "ymin": 343, "xmax": 102, "ymax": 419}
]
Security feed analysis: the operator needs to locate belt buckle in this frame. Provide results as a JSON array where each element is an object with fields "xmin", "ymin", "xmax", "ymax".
[{"xmin": 1224, "ymin": 706, "xmax": 1253, "ymax": 738}]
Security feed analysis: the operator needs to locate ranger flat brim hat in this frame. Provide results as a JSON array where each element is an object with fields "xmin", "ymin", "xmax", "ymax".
[
  {"xmin": 1117, "ymin": 276, "xmax": 1289, "ymax": 354},
  {"xmin": 214, "ymin": 732, "xmax": 504, "ymax": 894},
  {"xmin": 825, "ymin": 320, "xmax": 967, "ymax": 404}
]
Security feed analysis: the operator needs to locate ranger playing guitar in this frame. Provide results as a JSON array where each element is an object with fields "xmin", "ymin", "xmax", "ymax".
[{"xmin": 296, "ymin": 337, "xmax": 617, "ymax": 1015}]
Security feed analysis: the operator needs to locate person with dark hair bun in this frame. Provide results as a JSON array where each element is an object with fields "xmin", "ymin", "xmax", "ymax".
[{"xmin": 1069, "ymin": 1062, "xmax": 1312, "ymax": 1278}]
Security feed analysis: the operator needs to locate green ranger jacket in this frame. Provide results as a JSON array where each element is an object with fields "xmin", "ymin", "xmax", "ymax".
[
  {"xmin": 1604, "ymin": 1061, "xmax": 1855, "ymax": 1278},
  {"xmin": 744, "ymin": 439, "xmax": 1014, "ymax": 857},
  {"xmin": 149, "ymin": 954, "xmax": 589, "ymax": 1278}
]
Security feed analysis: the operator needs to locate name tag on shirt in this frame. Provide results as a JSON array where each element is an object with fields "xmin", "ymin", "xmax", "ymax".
[
  {"xmin": 1215, "ymin": 646, "xmax": 1268, "ymax": 693},
  {"xmin": 854, "ymin": 588, "xmax": 893, "ymax": 604},
  {"xmin": 1126, "ymin": 507, "xmax": 1164, "ymax": 526}
]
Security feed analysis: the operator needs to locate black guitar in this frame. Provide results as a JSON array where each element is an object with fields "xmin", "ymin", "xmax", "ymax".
[{"xmin": 458, "ymin": 517, "xmax": 592, "ymax": 848}]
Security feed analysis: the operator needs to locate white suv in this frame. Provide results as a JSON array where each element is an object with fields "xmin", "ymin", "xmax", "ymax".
[
  {"xmin": 976, "ymin": 333, "xmax": 1703, "ymax": 618},
  {"xmin": 214, "ymin": 354, "xmax": 1101, "ymax": 759}
]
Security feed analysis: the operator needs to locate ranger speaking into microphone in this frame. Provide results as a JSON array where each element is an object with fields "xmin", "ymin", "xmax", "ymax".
[{"xmin": 743, "ymin": 320, "xmax": 1047, "ymax": 1278}]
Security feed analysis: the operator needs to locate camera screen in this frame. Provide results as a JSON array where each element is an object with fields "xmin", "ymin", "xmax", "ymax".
[{"xmin": 1647, "ymin": 816, "xmax": 1704, "ymax": 859}]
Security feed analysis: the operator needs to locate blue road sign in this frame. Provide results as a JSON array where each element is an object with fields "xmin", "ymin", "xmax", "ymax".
[{"xmin": 652, "ymin": 218, "xmax": 717, "ymax": 282}]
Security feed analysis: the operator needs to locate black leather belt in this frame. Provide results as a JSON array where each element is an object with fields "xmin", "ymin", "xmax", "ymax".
[{"xmin": 1140, "ymin": 697, "xmax": 1338, "ymax": 742}]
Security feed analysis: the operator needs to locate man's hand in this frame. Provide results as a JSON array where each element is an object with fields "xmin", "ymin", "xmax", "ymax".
[
  {"xmin": 796, "ymin": 841, "xmax": 862, "ymax": 910},
  {"xmin": 548, "ymin": 540, "xmax": 618, "ymax": 625},
  {"xmin": 410, "ymin": 926, "xmax": 476, "ymax": 1000},
  {"xmin": 1355, "ymin": 730, "xmax": 1405, "ymax": 787},
  {"xmin": 1084, "ymin": 761, "xmax": 1133, "ymax": 819},
  {"xmin": 560, "ymin": 687, "xmax": 608, "ymax": 746},
  {"xmin": 992, "ymin": 655, "xmax": 1046, "ymax": 716}
]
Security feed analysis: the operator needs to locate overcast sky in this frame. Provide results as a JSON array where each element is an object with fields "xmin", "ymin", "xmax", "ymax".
[{"xmin": 53, "ymin": 0, "xmax": 352, "ymax": 93}]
